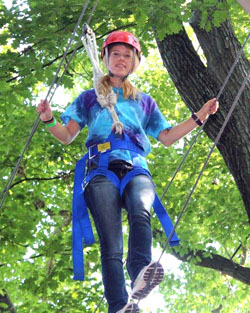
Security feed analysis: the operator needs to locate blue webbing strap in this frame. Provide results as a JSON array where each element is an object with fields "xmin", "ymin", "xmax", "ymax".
[
  {"xmin": 153, "ymin": 195, "xmax": 180, "ymax": 246},
  {"xmin": 72, "ymin": 154, "xmax": 95, "ymax": 280},
  {"xmin": 89, "ymin": 132, "xmax": 146, "ymax": 159}
]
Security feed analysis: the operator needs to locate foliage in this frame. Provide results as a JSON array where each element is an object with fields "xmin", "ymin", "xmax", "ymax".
[{"xmin": 0, "ymin": 0, "xmax": 249, "ymax": 312}]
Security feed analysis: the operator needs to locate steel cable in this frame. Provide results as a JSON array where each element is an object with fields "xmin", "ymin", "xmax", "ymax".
[
  {"xmin": 158, "ymin": 68, "xmax": 250, "ymax": 262},
  {"xmin": 0, "ymin": 0, "xmax": 99, "ymax": 211}
]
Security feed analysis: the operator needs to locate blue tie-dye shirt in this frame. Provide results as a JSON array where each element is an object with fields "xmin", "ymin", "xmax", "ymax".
[{"xmin": 60, "ymin": 88, "xmax": 171, "ymax": 170}]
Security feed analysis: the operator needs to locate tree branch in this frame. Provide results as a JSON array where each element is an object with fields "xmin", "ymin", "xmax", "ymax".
[
  {"xmin": 9, "ymin": 170, "xmax": 74, "ymax": 190},
  {"xmin": 172, "ymin": 249, "xmax": 250, "ymax": 285}
]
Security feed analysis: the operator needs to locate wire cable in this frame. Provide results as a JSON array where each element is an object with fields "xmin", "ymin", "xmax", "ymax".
[
  {"xmin": 0, "ymin": 0, "xmax": 98, "ymax": 211},
  {"xmin": 48, "ymin": 0, "xmax": 99, "ymax": 102},
  {"xmin": 158, "ymin": 68, "xmax": 250, "ymax": 262}
]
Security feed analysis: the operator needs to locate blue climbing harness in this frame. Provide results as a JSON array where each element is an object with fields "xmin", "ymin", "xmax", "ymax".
[{"xmin": 72, "ymin": 132, "xmax": 180, "ymax": 280}]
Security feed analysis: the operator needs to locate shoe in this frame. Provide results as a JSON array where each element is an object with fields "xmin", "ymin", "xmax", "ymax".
[
  {"xmin": 131, "ymin": 261, "xmax": 164, "ymax": 300},
  {"xmin": 116, "ymin": 302, "xmax": 139, "ymax": 313}
]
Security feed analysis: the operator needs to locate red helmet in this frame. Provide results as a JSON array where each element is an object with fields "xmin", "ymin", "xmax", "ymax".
[{"xmin": 101, "ymin": 31, "xmax": 141, "ymax": 60}]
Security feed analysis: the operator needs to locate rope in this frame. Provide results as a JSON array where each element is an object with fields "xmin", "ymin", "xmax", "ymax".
[
  {"xmin": 160, "ymin": 30, "xmax": 250, "ymax": 202},
  {"xmin": 81, "ymin": 24, "xmax": 124, "ymax": 134},
  {"xmin": 0, "ymin": 0, "xmax": 99, "ymax": 211},
  {"xmin": 136, "ymin": 68, "xmax": 250, "ymax": 308},
  {"xmin": 230, "ymin": 243, "xmax": 242, "ymax": 261}
]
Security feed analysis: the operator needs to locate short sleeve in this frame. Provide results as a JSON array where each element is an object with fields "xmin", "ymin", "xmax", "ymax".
[
  {"xmin": 60, "ymin": 94, "xmax": 88, "ymax": 130},
  {"xmin": 145, "ymin": 96, "xmax": 172, "ymax": 139}
]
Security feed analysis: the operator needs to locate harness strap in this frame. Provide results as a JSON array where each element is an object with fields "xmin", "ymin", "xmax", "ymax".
[
  {"xmin": 72, "ymin": 155, "xmax": 95, "ymax": 280},
  {"xmin": 153, "ymin": 195, "xmax": 179, "ymax": 246},
  {"xmin": 89, "ymin": 132, "xmax": 145, "ymax": 160},
  {"xmin": 72, "ymin": 133, "xmax": 180, "ymax": 280}
]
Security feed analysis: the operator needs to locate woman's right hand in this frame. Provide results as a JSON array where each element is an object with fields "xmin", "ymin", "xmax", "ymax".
[{"xmin": 36, "ymin": 99, "xmax": 53, "ymax": 122}]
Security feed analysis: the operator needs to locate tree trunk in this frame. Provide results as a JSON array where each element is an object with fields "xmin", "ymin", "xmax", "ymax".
[{"xmin": 155, "ymin": 18, "xmax": 250, "ymax": 221}]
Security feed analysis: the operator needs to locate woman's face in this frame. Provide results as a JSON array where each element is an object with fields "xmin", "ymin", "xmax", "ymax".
[{"xmin": 108, "ymin": 44, "xmax": 133, "ymax": 78}]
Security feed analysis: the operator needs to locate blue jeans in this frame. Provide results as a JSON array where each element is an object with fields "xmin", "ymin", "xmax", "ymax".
[{"xmin": 85, "ymin": 166, "xmax": 155, "ymax": 313}]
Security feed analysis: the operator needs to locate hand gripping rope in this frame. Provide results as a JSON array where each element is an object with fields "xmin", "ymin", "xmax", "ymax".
[{"xmin": 0, "ymin": 0, "xmax": 99, "ymax": 211}]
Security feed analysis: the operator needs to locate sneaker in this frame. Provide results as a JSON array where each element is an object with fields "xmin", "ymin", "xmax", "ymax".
[
  {"xmin": 131, "ymin": 261, "xmax": 164, "ymax": 300},
  {"xmin": 116, "ymin": 302, "xmax": 140, "ymax": 313}
]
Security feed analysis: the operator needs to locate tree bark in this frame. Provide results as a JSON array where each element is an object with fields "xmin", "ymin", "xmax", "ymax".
[
  {"xmin": 155, "ymin": 18, "xmax": 250, "ymax": 221},
  {"xmin": 172, "ymin": 249, "xmax": 250, "ymax": 285},
  {"xmin": 0, "ymin": 291, "xmax": 17, "ymax": 313}
]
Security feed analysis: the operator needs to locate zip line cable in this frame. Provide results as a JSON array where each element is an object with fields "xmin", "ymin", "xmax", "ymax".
[
  {"xmin": 0, "ymin": 0, "xmax": 99, "ymax": 211},
  {"xmin": 160, "ymin": 30, "xmax": 250, "ymax": 202},
  {"xmin": 158, "ymin": 68, "xmax": 250, "ymax": 263}
]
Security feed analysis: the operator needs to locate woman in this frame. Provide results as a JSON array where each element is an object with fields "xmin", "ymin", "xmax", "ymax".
[{"xmin": 37, "ymin": 31, "xmax": 219, "ymax": 313}]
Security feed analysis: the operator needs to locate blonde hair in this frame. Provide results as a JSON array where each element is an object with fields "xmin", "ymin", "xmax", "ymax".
[{"xmin": 97, "ymin": 75, "xmax": 139, "ymax": 100}]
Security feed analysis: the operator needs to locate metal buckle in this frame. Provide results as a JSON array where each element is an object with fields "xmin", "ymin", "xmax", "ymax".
[
  {"xmin": 88, "ymin": 145, "xmax": 96, "ymax": 160},
  {"xmin": 81, "ymin": 179, "xmax": 89, "ymax": 191}
]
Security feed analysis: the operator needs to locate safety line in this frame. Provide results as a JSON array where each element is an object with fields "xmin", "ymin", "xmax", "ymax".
[
  {"xmin": 160, "ymin": 30, "xmax": 250, "ymax": 202},
  {"xmin": 0, "ymin": 0, "xmax": 98, "ymax": 211},
  {"xmin": 158, "ymin": 68, "xmax": 250, "ymax": 262}
]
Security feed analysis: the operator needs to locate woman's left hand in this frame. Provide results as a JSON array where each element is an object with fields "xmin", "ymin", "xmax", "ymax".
[{"xmin": 196, "ymin": 98, "xmax": 219, "ymax": 122}]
